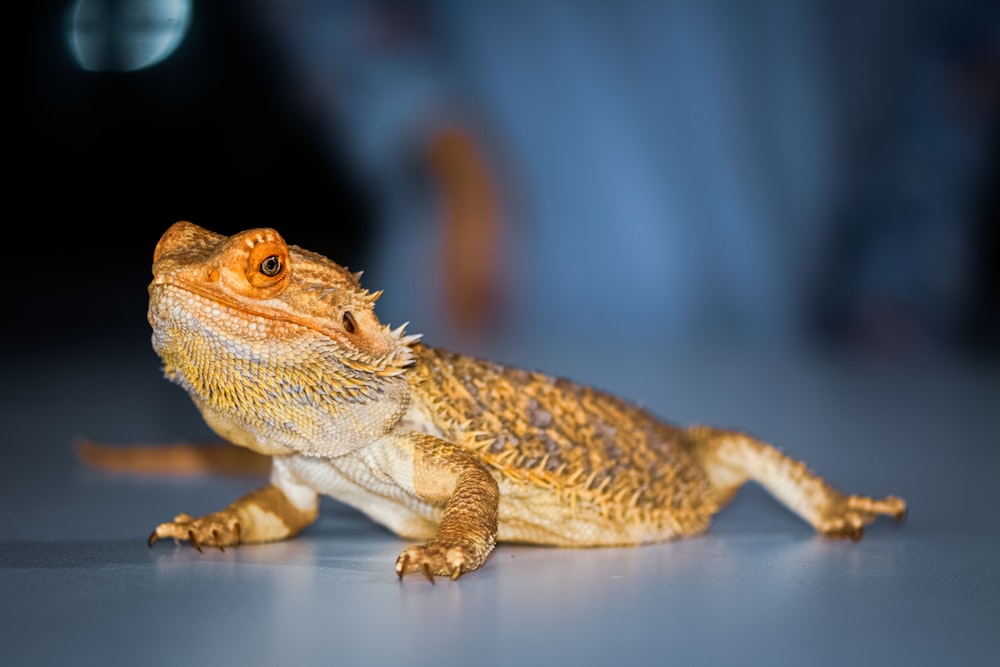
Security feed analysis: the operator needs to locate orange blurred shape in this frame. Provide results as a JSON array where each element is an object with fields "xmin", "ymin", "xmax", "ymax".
[
  {"xmin": 74, "ymin": 439, "xmax": 271, "ymax": 477},
  {"xmin": 426, "ymin": 126, "xmax": 503, "ymax": 338}
]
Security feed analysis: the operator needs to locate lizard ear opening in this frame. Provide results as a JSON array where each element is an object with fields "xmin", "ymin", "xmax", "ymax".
[{"xmin": 343, "ymin": 311, "xmax": 357, "ymax": 334}]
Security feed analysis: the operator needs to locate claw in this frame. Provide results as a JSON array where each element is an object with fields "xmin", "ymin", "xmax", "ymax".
[
  {"xmin": 396, "ymin": 554, "xmax": 408, "ymax": 581},
  {"xmin": 422, "ymin": 563, "xmax": 435, "ymax": 584},
  {"xmin": 188, "ymin": 529, "xmax": 203, "ymax": 553},
  {"xmin": 148, "ymin": 530, "xmax": 159, "ymax": 548},
  {"xmin": 211, "ymin": 529, "xmax": 225, "ymax": 552}
]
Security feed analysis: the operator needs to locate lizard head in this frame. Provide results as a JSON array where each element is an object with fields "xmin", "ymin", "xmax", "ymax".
[
  {"xmin": 147, "ymin": 221, "xmax": 419, "ymax": 457},
  {"xmin": 149, "ymin": 220, "xmax": 419, "ymax": 374}
]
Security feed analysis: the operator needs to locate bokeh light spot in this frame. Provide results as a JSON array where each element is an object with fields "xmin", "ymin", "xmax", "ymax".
[{"xmin": 66, "ymin": 0, "xmax": 192, "ymax": 72}]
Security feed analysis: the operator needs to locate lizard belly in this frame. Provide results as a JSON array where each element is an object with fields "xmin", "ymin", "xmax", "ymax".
[
  {"xmin": 285, "ymin": 453, "xmax": 441, "ymax": 541},
  {"xmin": 494, "ymin": 480, "xmax": 688, "ymax": 547}
]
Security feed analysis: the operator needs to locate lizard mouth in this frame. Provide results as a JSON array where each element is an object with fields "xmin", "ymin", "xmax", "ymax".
[
  {"xmin": 148, "ymin": 277, "xmax": 331, "ymax": 339},
  {"xmin": 148, "ymin": 279, "xmax": 417, "ymax": 376}
]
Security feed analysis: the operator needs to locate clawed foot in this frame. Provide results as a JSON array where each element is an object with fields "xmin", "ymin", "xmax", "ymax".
[
  {"xmin": 148, "ymin": 512, "xmax": 242, "ymax": 552},
  {"xmin": 819, "ymin": 494, "xmax": 907, "ymax": 541},
  {"xmin": 395, "ymin": 544, "xmax": 475, "ymax": 582}
]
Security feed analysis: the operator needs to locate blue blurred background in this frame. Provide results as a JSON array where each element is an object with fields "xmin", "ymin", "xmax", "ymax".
[{"xmin": 6, "ymin": 0, "xmax": 1000, "ymax": 360}]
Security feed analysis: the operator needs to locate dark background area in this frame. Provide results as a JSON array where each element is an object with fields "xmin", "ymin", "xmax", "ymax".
[{"xmin": 4, "ymin": 1, "xmax": 375, "ymax": 353}]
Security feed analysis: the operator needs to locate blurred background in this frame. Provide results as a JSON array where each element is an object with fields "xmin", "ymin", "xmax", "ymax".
[{"xmin": 4, "ymin": 0, "xmax": 1000, "ymax": 360}]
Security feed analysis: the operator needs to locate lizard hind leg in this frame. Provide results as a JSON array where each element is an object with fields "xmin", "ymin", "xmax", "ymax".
[{"xmin": 687, "ymin": 426, "xmax": 906, "ymax": 540}]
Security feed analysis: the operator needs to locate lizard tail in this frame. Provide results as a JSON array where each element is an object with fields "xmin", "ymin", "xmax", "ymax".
[{"xmin": 74, "ymin": 439, "xmax": 271, "ymax": 477}]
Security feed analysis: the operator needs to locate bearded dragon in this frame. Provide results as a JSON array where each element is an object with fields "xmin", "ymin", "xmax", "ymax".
[{"xmin": 137, "ymin": 221, "xmax": 905, "ymax": 580}]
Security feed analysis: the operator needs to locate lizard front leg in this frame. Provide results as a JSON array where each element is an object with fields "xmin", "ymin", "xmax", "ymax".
[
  {"xmin": 393, "ymin": 433, "xmax": 499, "ymax": 581},
  {"xmin": 148, "ymin": 456, "xmax": 319, "ymax": 550}
]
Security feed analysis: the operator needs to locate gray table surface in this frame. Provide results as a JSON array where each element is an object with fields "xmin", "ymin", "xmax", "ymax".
[{"xmin": 2, "ymin": 336, "xmax": 998, "ymax": 666}]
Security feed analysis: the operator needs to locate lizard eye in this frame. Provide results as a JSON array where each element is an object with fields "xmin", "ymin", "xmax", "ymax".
[
  {"xmin": 342, "ymin": 311, "xmax": 357, "ymax": 334},
  {"xmin": 229, "ymin": 230, "xmax": 290, "ymax": 295},
  {"xmin": 260, "ymin": 255, "xmax": 282, "ymax": 277}
]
